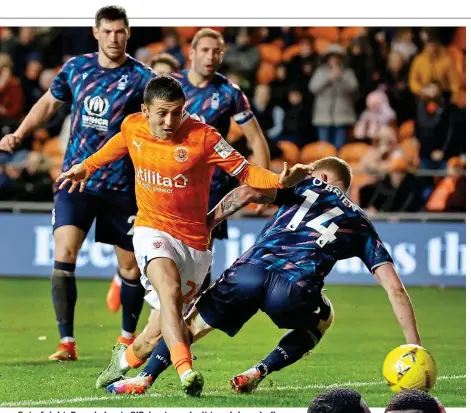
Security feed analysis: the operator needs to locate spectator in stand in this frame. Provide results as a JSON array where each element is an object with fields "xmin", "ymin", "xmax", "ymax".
[
  {"xmin": 250, "ymin": 84, "xmax": 284, "ymax": 141},
  {"xmin": 363, "ymin": 156, "xmax": 424, "ymax": 214},
  {"xmin": 287, "ymin": 36, "xmax": 319, "ymax": 88},
  {"xmin": 378, "ymin": 51, "xmax": 416, "ymax": 124},
  {"xmin": 277, "ymin": 84, "xmax": 314, "ymax": 148},
  {"xmin": 0, "ymin": 53, "xmax": 25, "ymax": 161},
  {"xmin": 10, "ymin": 27, "xmax": 42, "ymax": 78},
  {"xmin": 21, "ymin": 52, "xmax": 43, "ymax": 113},
  {"xmin": 414, "ymin": 82, "xmax": 451, "ymax": 170},
  {"xmin": 222, "ymin": 28, "xmax": 261, "ymax": 89},
  {"xmin": 347, "ymin": 35, "xmax": 376, "ymax": 114},
  {"xmin": 426, "ymin": 156, "xmax": 465, "ymax": 213},
  {"xmin": 390, "ymin": 28, "xmax": 418, "ymax": 63},
  {"xmin": 269, "ymin": 63, "xmax": 290, "ymax": 108},
  {"xmin": 161, "ymin": 29, "xmax": 185, "ymax": 69},
  {"xmin": 354, "ymin": 89, "xmax": 396, "ymax": 141},
  {"xmin": 309, "ymin": 44, "xmax": 359, "ymax": 149},
  {"xmin": 0, "ymin": 151, "xmax": 53, "ymax": 202},
  {"xmin": 357, "ymin": 125, "xmax": 404, "ymax": 204},
  {"xmin": 33, "ymin": 68, "xmax": 69, "ymax": 152},
  {"xmin": 409, "ymin": 30, "xmax": 460, "ymax": 106},
  {"xmin": 0, "ymin": 53, "xmax": 24, "ymax": 124},
  {"xmin": 150, "ymin": 52, "xmax": 180, "ymax": 76},
  {"xmin": 0, "ymin": 28, "xmax": 18, "ymax": 56}
]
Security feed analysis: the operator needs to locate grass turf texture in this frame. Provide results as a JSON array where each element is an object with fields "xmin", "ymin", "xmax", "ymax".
[{"xmin": 0, "ymin": 278, "xmax": 465, "ymax": 408}]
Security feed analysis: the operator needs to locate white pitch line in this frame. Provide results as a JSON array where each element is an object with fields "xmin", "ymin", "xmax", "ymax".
[{"xmin": 0, "ymin": 374, "xmax": 465, "ymax": 407}]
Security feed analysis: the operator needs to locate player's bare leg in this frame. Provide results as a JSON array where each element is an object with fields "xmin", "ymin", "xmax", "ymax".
[
  {"xmin": 105, "ymin": 305, "xmax": 214, "ymax": 395},
  {"xmin": 49, "ymin": 225, "xmax": 86, "ymax": 361},
  {"xmin": 96, "ymin": 307, "xmax": 161, "ymax": 389},
  {"xmin": 146, "ymin": 258, "xmax": 204, "ymax": 397},
  {"xmin": 114, "ymin": 245, "xmax": 144, "ymax": 346}
]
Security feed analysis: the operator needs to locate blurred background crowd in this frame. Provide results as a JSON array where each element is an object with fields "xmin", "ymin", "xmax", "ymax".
[{"xmin": 0, "ymin": 26, "xmax": 465, "ymax": 215}]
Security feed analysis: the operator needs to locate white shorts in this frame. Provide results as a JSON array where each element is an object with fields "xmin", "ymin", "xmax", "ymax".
[{"xmin": 133, "ymin": 226, "xmax": 213, "ymax": 312}]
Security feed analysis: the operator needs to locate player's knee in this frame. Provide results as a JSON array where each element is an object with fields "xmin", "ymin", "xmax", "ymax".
[
  {"xmin": 54, "ymin": 243, "xmax": 81, "ymax": 263},
  {"xmin": 118, "ymin": 265, "xmax": 140, "ymax": 280},
  {"xmin": 54, "ymin": 227, "xmax": 84, "ymax": 263},
  {"xmin": 186, "ymin": 309, "xmax": 213, "ymax": 343},
  {"xmin": 116, "ymin": 249, "xmax": 140, "ymax": 280}
]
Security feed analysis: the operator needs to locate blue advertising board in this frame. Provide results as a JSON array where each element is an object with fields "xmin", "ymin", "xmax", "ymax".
[{"xmin": 0, "ymin": 213, "xmax": 465, "ymax": 287}]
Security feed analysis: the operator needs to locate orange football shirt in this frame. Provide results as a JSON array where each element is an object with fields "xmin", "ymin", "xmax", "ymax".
[{"xmin": 83, "ymin": 112, "xmax": 282, "ymax": 251}]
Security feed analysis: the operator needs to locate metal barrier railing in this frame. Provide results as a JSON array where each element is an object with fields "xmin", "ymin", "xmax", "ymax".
[{"xmin": 0, "ymin": 201, "xmax": 465, "ymax": 222}]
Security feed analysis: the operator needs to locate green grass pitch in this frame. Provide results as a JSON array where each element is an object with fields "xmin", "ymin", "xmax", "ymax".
[{"xmin": 0, "ymin": 278, "xmax": 465, "ymax": 408}]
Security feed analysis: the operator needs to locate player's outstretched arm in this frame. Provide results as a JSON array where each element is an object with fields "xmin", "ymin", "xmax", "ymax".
[
  {"xmin": 207, "ymin": 185, "xmax": 277, "ymax": 230},
  {"xmin": 373, "ymin": 263, "xmax": 421, "ymax": 346},
  {"xmin": 56, "ymin": 132, "xmax": 129, "ymax": 193},
  {"xmin": 0, "ymin": 91, "xmax": 64, "ymax": 152},
  {"xmin": 236, "ymin": 161, "xmax": 313, "ymax": 189}
]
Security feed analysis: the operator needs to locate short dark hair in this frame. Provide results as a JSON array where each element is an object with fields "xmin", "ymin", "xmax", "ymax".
[
  {"xmin": 385, "ymin": 389, "xmax": 441, "ymax": 413},
  {"xmin": 308, "ymin": 388, "xmax": 364, "ymax": 413},
  {"xmin": 312, "ymin": 156, "xmax": 352, "ymax": 191},
  {"xmin": 143, "ymin": 76, "xmax": 185, "ymax": 106},
  {"xmin": 95, "ymin": 5, "xmax": 129, "ymax": 28},
  {"xmin": 150, "ymin": 53, "xmax": 181, "ymax": 72}
]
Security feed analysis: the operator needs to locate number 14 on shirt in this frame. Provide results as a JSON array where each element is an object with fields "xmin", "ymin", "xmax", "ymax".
[{"xmin": 286, "ymin": 189, "xmax": 345, "ymax": 248}]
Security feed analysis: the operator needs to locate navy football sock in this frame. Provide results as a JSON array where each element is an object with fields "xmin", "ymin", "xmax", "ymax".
[
  {"xmin": 120, "ymin": 271, "xmax": 145, "ymax": 335},
  {"xmin": 255, "ymin": 329, "xmax": 317, "ymax": 376},
  {"xmin": 51, "ymin": 261, "xmax": 77, "ymax": 339},
  {"xmin": 139, "ymin": 338, "xmax": 172, "ymax": 383}
]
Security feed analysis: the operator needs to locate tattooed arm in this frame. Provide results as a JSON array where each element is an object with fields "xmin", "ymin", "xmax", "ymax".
[{"xmin": 207, "ymin": 185, "xmax": 277, "ymax": 230}]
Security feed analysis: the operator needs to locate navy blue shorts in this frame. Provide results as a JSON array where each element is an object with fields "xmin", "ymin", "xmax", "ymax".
[
  {"xmin": 52, "ymin": 187, "xmax": 137, "ymax": 251},
  {"xmin": 208, "ymin": 169, "xmax": 239, "ymax": 240},
  {"xmin": 195, "ymin": 263, "xmax": 331, "ymax": 337}
]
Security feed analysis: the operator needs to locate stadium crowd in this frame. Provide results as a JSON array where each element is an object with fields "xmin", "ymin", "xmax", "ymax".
[{"xmin": 0, "ymin": 26, "xmax": 465, "ymax": 213}]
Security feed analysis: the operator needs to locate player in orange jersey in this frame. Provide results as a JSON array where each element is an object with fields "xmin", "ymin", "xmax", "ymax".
[{"xmin": 56, "ymin": 76, "xmax": 313, "ymax": 397}]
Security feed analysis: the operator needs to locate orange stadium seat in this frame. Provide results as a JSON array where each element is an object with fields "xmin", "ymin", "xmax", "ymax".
[
  {"xmin": 338, "ymin": 142, "xmax": 370, "ymax": 164},
  {"xmin": 175, "ymin": 27, "xmax": 198, "ymax": 41},
  {"xmin": 258, "ymin": 43, "xmax": 283, "ymax": 65},
  {"xmin": 282, "ymin": 43, "xmax": 301, "ymax": 62},
  {"xmin": 146, "ymin": 41, "xmax": 165, "ymax": 55},
  {"xmin": 277, "ymin": 140, "xmax": 300, "ymax": 165},
  {"xmin": 300, "ymin": 141, "xmax": 337, "ymax": 164},
  {"xmin": 256, "ymin": 61, "xmax": 276, "ymax": 85},
  {"xmin": 448, "ymin": 45, "xmax": 465, "ymax": 74},
  {"xmin": 452, "ymin": 27, "xmax": 466, "ymax": 50},
  {"xmin": 314, "ymin": 38, "xmax": 332, "ymax": 56},
  {"xmin": 308, "ymin": 27, "xmax": 340, "ymax": 43}
]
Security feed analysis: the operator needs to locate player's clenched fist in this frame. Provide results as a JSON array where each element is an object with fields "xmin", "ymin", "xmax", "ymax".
[
  {"xmin": 278, "ymin": 162, "xmax": 314, "ymax": 188},
  {"xmin": 56, "ymin": 163, "xmax": 89, "ymax": 193},
  {"xmin": 0, "ymin": 134, "xmax": 22, "ymax": 152}
]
